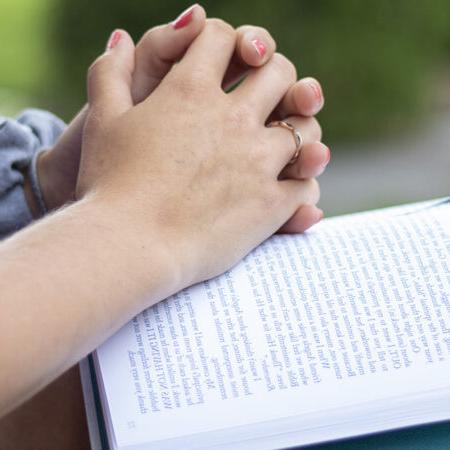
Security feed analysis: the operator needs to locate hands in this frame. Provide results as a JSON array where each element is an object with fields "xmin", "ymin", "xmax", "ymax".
[
  {"xmin": 0, "ymin": 9, "xmax": 332, "ymax": 411},
  {"xmin": 78, "ymin": 18, "xmax": 323, "ymax": 287},
  {"xmin": 37, "ymin": 4, "xmax": 329, "ymax": 234}
]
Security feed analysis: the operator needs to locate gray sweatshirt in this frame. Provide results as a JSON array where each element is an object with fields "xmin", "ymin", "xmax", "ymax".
[{"xmin": 0, "ymin": 109, "xmax": 66, "ymax": 238}]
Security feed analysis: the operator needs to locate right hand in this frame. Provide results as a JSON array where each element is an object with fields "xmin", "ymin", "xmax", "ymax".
[{"xmin": 78, "ymin": 20, "xmax": 321, "ymax": 288}]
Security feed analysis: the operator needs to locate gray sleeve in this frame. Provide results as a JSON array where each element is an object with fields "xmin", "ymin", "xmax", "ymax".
[{"xmin": 0, "ymin": 109, "xmax": 66, "ymax": 239}]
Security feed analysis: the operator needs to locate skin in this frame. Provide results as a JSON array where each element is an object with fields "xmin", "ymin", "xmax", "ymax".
[
  {"xmin": 35, "ymin": 5, "xmax": 329, "ymax": 232},
  {"xmin": 77, "ymin": 22, "xmax": 322, "ymax": 283},
  {"xmin": 0, "ymin": 8, "xmax": 330, "ymax": 448},
  {"xmin": 0, "ymin": 18, "xmax": 322, "ymax": 417}
]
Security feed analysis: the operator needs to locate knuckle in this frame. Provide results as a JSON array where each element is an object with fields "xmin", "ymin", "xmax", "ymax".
[
  {"xmin": 225, "ymin": 102, "xmax": 257, "ymax": 134},
  {"xmin": 206, "ymin": 18, "xmax": 235, "ymax": 37},
  {"xmin": 137, "ymin": 25, "xmax": 165, "ymax": 55},
  {"xmin": 87, "ymin": 56, "xmax": 104, "ymax": 82},
  {"xmin": 88, "ymin": 53, "xmax": 131, "ymax": 88},
  {"xmin": 141, "ymin": 26, "xmax": 160, "ymax": 46},
  {"xmin": 139, "ymin": 29, "xmax": 155, "ymax": 51},
  {"xmin": 271, "ymin": 53, "xmax": 297, "ymax": 83},
  {"xmin": 171, "ymin": 70, "xmax": 212, "ymax": 98},
  {"xmin": 171, "ymin": 77, "xmax": 199, "ymax": 99}
]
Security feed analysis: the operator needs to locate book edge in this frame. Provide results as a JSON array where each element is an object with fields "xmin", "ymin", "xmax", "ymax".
[{"xmin": 80, "ymin": 357, "xmax": 110, "ymax": 450}]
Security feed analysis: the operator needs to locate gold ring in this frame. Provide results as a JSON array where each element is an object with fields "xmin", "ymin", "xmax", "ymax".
[{"xmin": 268, "ymin": 120, "xmax": 303, "ymax": 164}]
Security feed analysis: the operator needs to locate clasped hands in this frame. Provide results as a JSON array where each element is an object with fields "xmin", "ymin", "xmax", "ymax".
[{"xmin": 38, "ymin": 4, "xmax": 330, "ymax": 287}]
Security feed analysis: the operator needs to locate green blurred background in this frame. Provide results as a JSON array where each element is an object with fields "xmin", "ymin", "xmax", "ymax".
[{"xmin": 0, "ymin": 0, "xmax": 449, "ymax": 214}]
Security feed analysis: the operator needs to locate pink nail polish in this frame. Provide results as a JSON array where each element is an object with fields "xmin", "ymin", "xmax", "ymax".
[
  {"xmin": 252, "ymin": 39, "xmax": 267, "ymax": 58},
  {"xmin": 107, "ymin": 30, "xmax": 121, "ymax": 50},
  {"xmin": 308, "ymin": 81, "xmax": 323, "ymax": 107},
  {"xmin": 172, "ymin": 5, "xmax": 196, "ymax": 29}
]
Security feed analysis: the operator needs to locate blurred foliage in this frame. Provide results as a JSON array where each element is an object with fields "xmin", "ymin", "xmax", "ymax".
[
  {"xmin": 0, "ymin": 0, "xmax": 56, "ymax": 115},
  {"xmin": 3, "ymin": 0, "xmax": 450, "ymax": 143},
  {"xmin": 50, "ymin": 0, "xmax": 450, "ymax": 142}
]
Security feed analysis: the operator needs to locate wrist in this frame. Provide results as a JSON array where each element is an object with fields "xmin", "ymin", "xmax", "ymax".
[
  {"xmin": 38, "ymin": 105, "xmax": 88, "ymax": 212},
  {"xmin": 83, "ymin": 192, "xmax": 189, "ymax": 305},
  {"xmin": 38, "ymin": 149, "xmax": 77, "ymax": 211}
]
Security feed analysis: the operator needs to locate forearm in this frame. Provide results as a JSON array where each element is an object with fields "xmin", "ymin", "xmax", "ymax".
[{"xmin": 0, "ymin": 196, "xmax": 179, "ymax": 416}]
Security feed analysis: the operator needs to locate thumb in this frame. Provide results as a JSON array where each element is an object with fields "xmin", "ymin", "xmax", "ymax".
[
  {"xmin": 132, "ymin": 4, "xmax": 206, "ymax": 103},
  {"xmin": 87, "ymin": 30, "xmax": 135, "ymax": 124}
]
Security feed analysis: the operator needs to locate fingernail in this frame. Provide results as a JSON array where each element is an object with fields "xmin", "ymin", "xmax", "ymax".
[
  {"xmin": 308, "ymin": 81, "xmax": 324, "ymax": 109},
  {"xmin": 323, "ymin": 146, "xmax": 331, "ymax": 166},
  {"xmin": 251, "ymin": 39, "xmax": 267, "ymax": 58},
  {"xmin": 106, "ymin": 30, "xmax": 121, "ymax": 51},
  {"xmin": 172, "ymin": 4, "xmax": 196, "ymax": 29}
]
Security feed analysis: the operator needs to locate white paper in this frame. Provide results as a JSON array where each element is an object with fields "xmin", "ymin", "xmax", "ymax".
[{"xmin": 94, "ymin": 200, "xmax": 450, "ymax": 448}]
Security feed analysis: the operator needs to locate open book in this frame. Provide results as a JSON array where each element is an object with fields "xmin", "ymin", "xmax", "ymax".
[{"xmin": 80, "ymin": 199, "xmax": 450, "ymax": 450}]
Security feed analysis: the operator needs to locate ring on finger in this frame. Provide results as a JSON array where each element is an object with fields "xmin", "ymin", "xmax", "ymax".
[{"xmin": 267, "ymin": 120, "xmax": 303, "ymax": 164}]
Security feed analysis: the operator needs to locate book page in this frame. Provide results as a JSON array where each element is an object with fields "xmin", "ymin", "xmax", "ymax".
[{"xmin": 95, "ymin": 201, "xmax": 450, "ymax": 447}]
